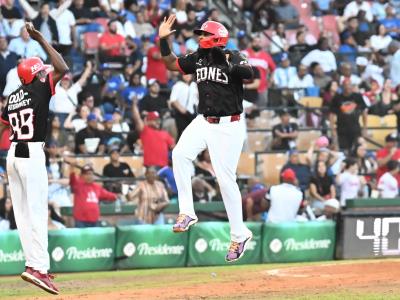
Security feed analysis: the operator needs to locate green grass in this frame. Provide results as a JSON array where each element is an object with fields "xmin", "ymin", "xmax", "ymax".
[{"xmin": 0, "ymin": 259, "xmax": 399, "ymax": 299}]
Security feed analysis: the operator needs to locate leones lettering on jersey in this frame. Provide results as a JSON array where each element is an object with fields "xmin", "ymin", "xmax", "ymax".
[{"xmin": 196, "ymin": 67, "xmax": 228, "ymax": 84}]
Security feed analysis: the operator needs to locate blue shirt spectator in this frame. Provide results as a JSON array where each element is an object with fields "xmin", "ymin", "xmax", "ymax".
[{"xmin": 158, "ymin": 165, "xmax": 178, "ymax": 197}]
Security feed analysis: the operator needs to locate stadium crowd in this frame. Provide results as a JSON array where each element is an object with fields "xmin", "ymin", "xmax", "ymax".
[{"xmin": 1, "ymin": 0, "xmax": 400, "ymax": 229}]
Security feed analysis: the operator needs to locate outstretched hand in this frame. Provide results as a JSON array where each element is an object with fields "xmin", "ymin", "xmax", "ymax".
[
  {"xmin": 25, "ymin": 22, "xmax": 43, "ymax": 41},
  {"xmin": 158, "ymin": 15, "xmax": 176, "ymax": 39}
]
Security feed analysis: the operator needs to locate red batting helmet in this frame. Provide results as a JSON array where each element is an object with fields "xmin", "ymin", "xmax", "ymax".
[
  {"xmin": 194, "ymin": 21, "xmax": 229, "ymax": 49},
  {"xmin": 17, "ymin": 57, "xmax": 52, "ymax": 85}
]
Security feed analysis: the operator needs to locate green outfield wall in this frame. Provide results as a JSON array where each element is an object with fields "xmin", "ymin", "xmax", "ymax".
[{"xmin": 0, "ymin": 221, "xmax": 336, "ymax": 275}]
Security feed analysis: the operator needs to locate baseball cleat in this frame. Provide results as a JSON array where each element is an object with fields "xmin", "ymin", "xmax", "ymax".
[
  {"xmin": 225, "ymin": 233, "xmax": 253, "ymax": 263},
  {"xmin": 21, "ymin": 268, "xmax": 59, "ymax": 295},
  {"xmin": 173, "ymin": 214, "xmax": 198, "ymax": 232}
]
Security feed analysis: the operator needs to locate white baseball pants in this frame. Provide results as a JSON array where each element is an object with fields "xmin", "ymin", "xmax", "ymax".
[
  {"xmin": 172, "ymin": 115, "xmax": 250, "ymax": 242},
  {"xmin": 7, "ymin": 142, "xmax": 49, "ymax": 273}
]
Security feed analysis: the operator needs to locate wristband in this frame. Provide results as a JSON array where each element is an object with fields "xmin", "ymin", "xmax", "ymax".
[{"xmin": 159, "ymin": 37, "xmax": 171, "ymax": 56}]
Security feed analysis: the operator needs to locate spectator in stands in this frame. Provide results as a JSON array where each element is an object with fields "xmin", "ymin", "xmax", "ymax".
[
  {"xmin": 122, "ymin": 72, "xmax": 147, "ymax": 107},
  {"xmin": 146, "ymin": 37, "xmax": 168, "ymax": 86},
  {"xmin": 380, "ymin": 5, "xmax": 400, "ymax": 39},
  {"xmin": 133, "ymin": 11, "xmax": 155, "ymax": 38},
  {"xmin": 46, "ymin": 115, "xmax": 69, "ymax": 151},
  {"xmin": 50, "ymin": 0, "xmax": 76, "ymax": 55},
  {"xmin": 139, "ymin": 79, "xmax": 169, "ymax": 115},
  {"xmin": 128, "ymin": 166, "xmax": 170, "ymax": 224},
  {"xmin": 282, "ymin": 150, "xmax": 312, "ymax": 191},
  {"xmin": 169, "ymin": 74, "xmax": 198, "ymax": 140},
  {"xmin": 372, "ymin": 0, "xmax": 387, "ymax": 21},
  {"xmin": 338, "ymin": 31, "xmax": 358, "ymax": 64},
  {"xmin": 339, "ymin": 62, "xmax": 361, "ymax": 87},
  {"xmin": 0, "ymin": 36, "xmax": 19, "ymax": 95},
  {"xmin": 67, "ymin": 162, "xmax": 118, "ymax": 227},
  {"xmin": 46, "ymin": 140, "xmax": 72, "ymax": 209},
  {"xmin": 178, "ymin": 8, "xmax": 197, "ymax": 41},
  {"xmin": 310, "ymin": 161, "xmax": 336, "ymax": 212},
  {"xmin": 243, "ymin": 66, "xmax": 261, "ymax": 104},
  {"xmin": 301, "ymin": 37, "xmax": 337, "ymax": 73},
  {"xmin": 252, "ymin": 8, "xmax": 272, "ymax": 32},
  {"xmin": 322, "ymin": 80, "xmax": 339, "ymax": 110},
  {"xmin": 0, "ymin": 197, "xmax": 16, "ymax": 231},
  {"xmin": 316, "ymin": 198, "xmax": 340, "ymax": 221},
  {"xmin": 389, "ymin": 41, "xmax": 400, "ymax": 88},
  {"xmin": 352, "ymin": 143, "xmax": 378, "ymax": 180},
  {"xmin": 111, "ymin": 108, "xmax": 130, "ymax": 134},
  {"xmin": 272, "ymin": 0, "xmax": 300, "ymax": 29},
  {"xmin": 370, "ymin": 24, "xmax": 392, "ymax": 52},
  {"xmin": 310, "ymin": 62, "xmax": 331, "ymax": 91},
  {"xmin": 288, "ymin": 64, "xmax": 314, "ymax": 89},
  {"xmin": 377, "ymin": 160, "xmax": 399, "ymax": 198},
  {"xmin": 8, "ymin": 26, "xmax": 47, "ymax": 60},
  {"xmin": 272, "ymin": 109, "xmax": 299, "ymax": 150},
  {"xmin": 99, "ymin": 19, "xmax": 127, "ymax": 63},
  {"xmin": 329, "ymin": 81, "xmax": 368, "ymax": 152},
  {"xmin": 376, "ymin": 133, "xmax": 400, "ymax": 184},
  {"xmin": 312, "ymin": 0, "xmax": 335, "ymax": 16},
  {"xmin": 1, "ymin": 0, "xmax": 22, "ymax": 23},
  {"xmin": 337, "ymin": 157, "xmax": 366, "ymax": 206},
  {"xmin": 48, "ymin": 204, "xmax": 66, "ymax": 230},
  {"xmin": 242, "ymin": 34, "xmax": 276, "ymax": 105},
  {"xmin": 103, "ymin": 147, "xmax": 134, "ymax": 193},
  {"xmin": 269, "ymin": 22, "xmax": 289, "ymax": 62},
  {"xmin": 273, "ymin": 53, "xmax": 297, "ymax": 88},
  {"xmin": 288, "ymin": 30, "xmax": 312, "ymax": 66},
  {"xmin": 132, "ymin": 99, "xmax": 175, "ymax": 168},
  {"xmin": 195, "ymin": 149, "xmax": 216, "ymax": 187},
  {"xmin": 81, "ymin": 61, "xmax": 107, "ymax": 107},
  {"xmin": 75, "ymin": 113, "xmax": 105, "ymax": 154},
  {"xmin": 64, "ymin": 104, "xmax": 90, "ymax": 133},
  {"xmin": 50, "ymin": 61, "xmax": 93, "ymax": 126},
  {"xmin": 267, "ymin": 168, "xmax": 303, "ymax": 222},
  {"xmin": 242, "ymin": 186, "xmax": 269, "ymax": 221},
  {"xmin": 70, "ymin": 0, "xmax": 102, "ymax": 44},
  {"xmin": 192, "ymin": 176, "xmax": 215, "ymax": 203},
  {"xmin": 368, "ymin": 78, "xmax": 396, "ymax": 116},
  {"xmin": 102, "ymin": 113, "xmax": 125, "ymax": 151},
  {"xmin": 32, "ymin": 2, "xmax": 59, "ymax": 46},
  {"xmin": 190, "ymin": 0, "xmax": 209, "ymax": 26},
  {"xmin": 158, "ymin": 157, "xmax": 178, "ymax": 199},
  {"xmin": 356, "ymin": 56, "xmax": 383, "ymax": 84},
  {"xmin": 344, "ymin": 0, "xmax": 373, "ymax": 22}
]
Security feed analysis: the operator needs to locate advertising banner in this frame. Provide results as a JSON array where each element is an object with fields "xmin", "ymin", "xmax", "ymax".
[
  {"xmin": 187, "ymin": 222, "xmax": 262, "ymax": 266},
  {"xmin": 0, "ymin": 230, "xmax": 25, "ymax": 275},
  {"xmin": 116, "ymin": 225, "xmax": 188, "ymax": 269},
  {"xmin": 262, "ymin": 221, "xmax": 336, "ymax": 263},
  {"xmin": 339, "ymin": 215, "xmax": 400, "ymax": 259},
  {"xmin": 49, "ymin": 227, "xmax": 115, "ymax": 272}
]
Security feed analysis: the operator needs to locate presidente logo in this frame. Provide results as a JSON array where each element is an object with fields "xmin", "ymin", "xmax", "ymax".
[
  {"xmin": 0, "ymin": 249, "xmax": 25, "ymax": 263},
  {"xmin": 195, "ymin": 238, "xmax": 257, "ymax": 253},
  {"xmin": 51, "ymin": 246, "xmax": 113, "ymax": 262},
  {"xmin": 269, "ymin": 238, "xmax": 331, "ymax": 253},
  {"xmin": 123, "ymin": 243, "xmax": 185, "ymax": 257}
]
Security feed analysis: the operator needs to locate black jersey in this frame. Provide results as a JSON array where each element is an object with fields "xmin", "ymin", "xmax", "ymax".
[
  {"xmin": 177, "ymin": 49, "xmax": 250, "ymax": 117},
  {"xmin": 0, "ymin": 73, "xmax": 54, "ymax": 142}
]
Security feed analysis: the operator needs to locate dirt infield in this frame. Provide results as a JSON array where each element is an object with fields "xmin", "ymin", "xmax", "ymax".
[{"xmin": 3, "ymin": 259, "xmax": 400, "ymax": 299}]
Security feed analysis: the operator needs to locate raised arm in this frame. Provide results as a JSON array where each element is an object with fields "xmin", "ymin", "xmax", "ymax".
[
  {"xmin": 131, "ymin": 97, "xmax": 144, "ymax": 133},
  {"xmin": 159, "ymin": 15, "xmax": 180, "ymax": 72},
  {"xmin": 25, "ymin": 22, "xmax": 69, "ymax": 86}
]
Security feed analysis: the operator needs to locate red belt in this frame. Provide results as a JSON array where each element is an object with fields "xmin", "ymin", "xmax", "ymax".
[{"xmin": 204, "ymin": 114, "xmax": 241, "ymax": 124}]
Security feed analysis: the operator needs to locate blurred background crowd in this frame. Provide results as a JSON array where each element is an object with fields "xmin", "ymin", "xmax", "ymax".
[{"xmin": 1, "ymin": 0, "xmax": 400, "ymax": 230}]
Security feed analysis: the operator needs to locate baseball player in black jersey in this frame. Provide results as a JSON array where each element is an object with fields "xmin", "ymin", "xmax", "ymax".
[
  {"xmin": 0, "ymin": 22, "xmax": 68, "ymax": 294},
  {"xmin": 159, "ymin": 15, "xmax": 254, "ymax": 262}
]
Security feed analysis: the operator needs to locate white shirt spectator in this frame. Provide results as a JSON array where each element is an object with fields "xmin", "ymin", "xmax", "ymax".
[
  {"xmin": 370, "ymin": 34, "xmax": 392, "ymax": 51},
  {"xmin": 273, "ymin": 66, "xmax": 297, "ymax": 88},
  {"xmin": 169, "ymin": 81, "xmax": 199, "ymax": 115},
  {"xmin": 0, "ymin": 218, "xmax": 10, "ymax": 231},
  {"xmin": 344, "ymin": 1, "xmax": 373, "ymax": 22},
  {"xmin": 270, "ymin": 34, "xmax": 288, "ymax": 55},
  {"xmin": 3, "ymin": 67, "xmax": 21, "ymax": 97},
  {"xmin": 8, "ymin": 37, "xmax": 47, "ymax": 60},
  {"xmin": 71, "ymin": 118, "xmax": 87, "ymax": 132},
  {"xmin": 100, "ymin": 0, "xmax": 124, "ymax": 12},
  {"xmin": 267, "ymin": 183, "xmax": 303, "ymax": 223},
  {"xmin": 390, "ymin": 48, "xmax": 400, "ymax": 87},
  {"xmin": 288, "ymin": 74, "xmax": 314, "ymax": 88},
  {"xmin": 50, "ymin": 82, "xmax": 82, "ymax": 114},
  {"xmin": 112, "ymin": 122, "xmax": 130, "ymax": 134},
  {"xmin": 116, "ymin": 20, "xmax": 136, "ymax": 38},
  {"xmin": 8, "ymin": 19, "xmax": 25, "ymax": 38},
  {"xmin": 301, "ymin": 49, "xmax": 337, "ymax": 72},
  {"xmin": 50, "ymin": 8, "xmax": 75, "ymax": 45},
  {"xmin": 378, "ymin": 172, "xmax": 398, "ymax": 198},
  {"xmin": 339, "ymin": 74, "xmax": 362, "ymax": 86},
  {"xmin": 337, "ymin": 171, "xmax": 361, "ymax": 206}
]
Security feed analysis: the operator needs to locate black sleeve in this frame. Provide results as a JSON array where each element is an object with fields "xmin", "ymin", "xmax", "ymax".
[
  {"xmin": 329, "ymin": 96, "xmax": 340, "ymax": 114},
  {"xmin": 252, "ymin": 66, "xmax": 261, "ymax": 79},
  {"xmin": 228, "ymin": 51, "xmax": 253, "ymax": 80},
  {"xmin": 177, "ymin": 52, "xmax": 198, "ymax": 75},
  {"xmin": 355, "ymin": 93, "xmax": 367, "ymax": 110},
  {"xmin": 291, "ymin": 123, "xmax": 298, "ymax": 131},
  {"xmin": 75, "ymin": 130, "xmax": 85, "ymax": 146},
  {"xmin": 103, "ymin": 164, "xmax": 111, "ymax": 177}
]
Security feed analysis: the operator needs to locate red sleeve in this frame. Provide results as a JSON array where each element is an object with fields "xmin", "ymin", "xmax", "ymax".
[
  {"xmin": 266, "ymin": 53, "xmax": 276, "ymax": 72},
  {"xmin": 0, "ymin": 117, "xmax": 9, "ymax": 125},
  {"xmin": 165, "ymin": 132, "xmax": 175, "ymax": 148},
  {"xmin": 98, "ymin": 34, "xmax": 107, "ymax": 46},
  {"xmin": 98, "ymin": 186, "xmax": 117, "ymax": 201},
  {"xmin": 69, "ymin": 172, "xmax": 80, "ymax": 191},
  {"xmin": 376, "ymin": 149, "xmax": 386, "ymax": 159}
]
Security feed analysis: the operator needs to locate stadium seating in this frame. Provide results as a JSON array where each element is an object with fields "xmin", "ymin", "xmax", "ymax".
[{"xmin": 82, "ymin": 32, "xmax": 100, "ymax": 55}]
